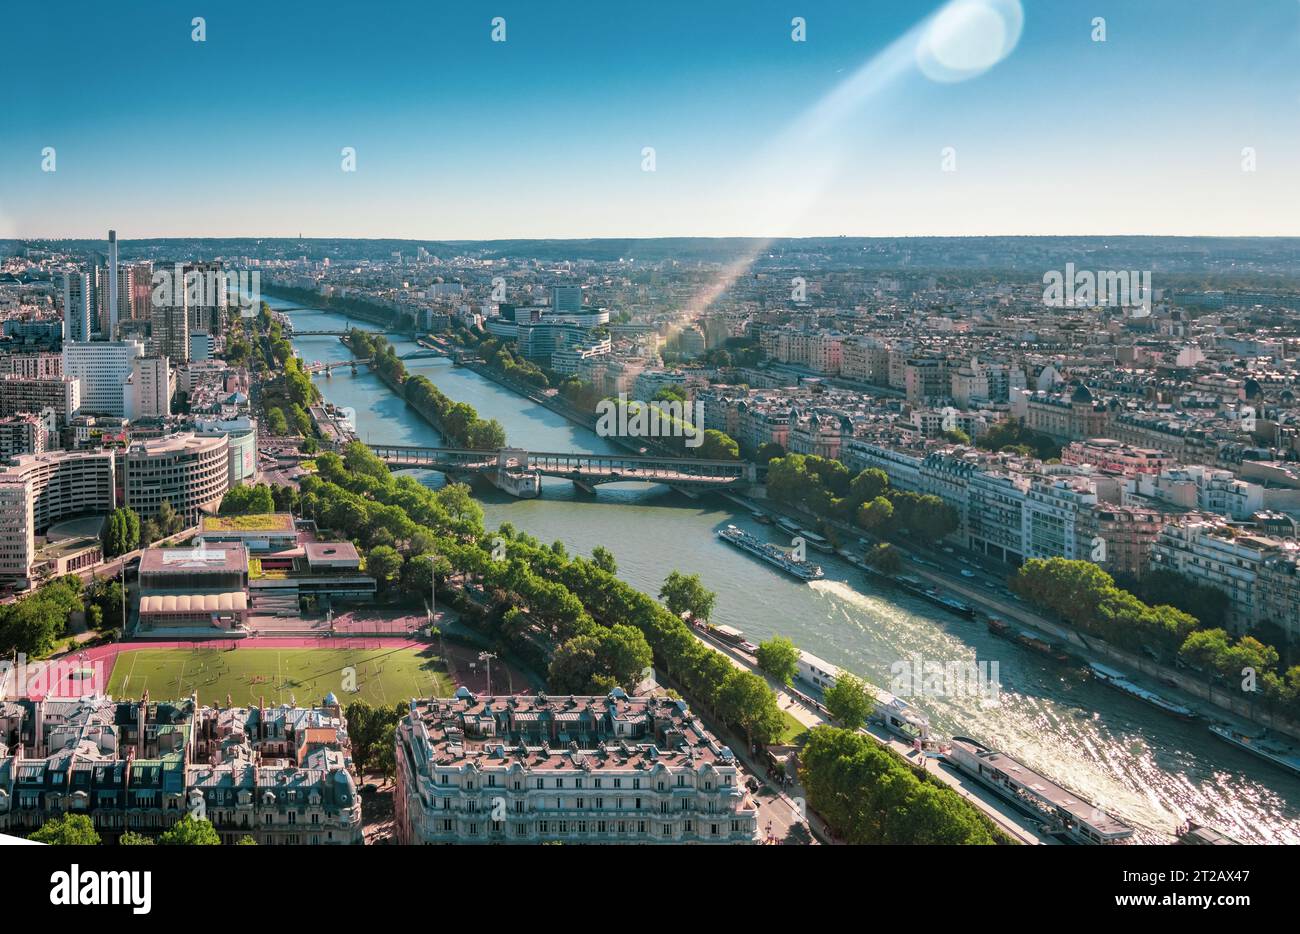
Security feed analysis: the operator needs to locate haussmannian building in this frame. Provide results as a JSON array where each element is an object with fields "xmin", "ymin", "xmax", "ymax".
[{"xmin": 395, "ymin": 689, "xmax": 759, "ymax": 845}]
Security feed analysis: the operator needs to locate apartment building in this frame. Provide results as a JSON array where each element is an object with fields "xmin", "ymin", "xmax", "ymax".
[
  {"xmin": 1019, "ymin": 384, "xmax": 1112, "ymax": 442},
  {"xmin": 0, "ymin": 374, "xmax": 80, "ymax": 421},
  {"xmin": 395, "ymin": 690, "xmax": 759, "ymax": 845},
  {"xmin": 0, "ymin": 449, "xmax": 117, "ymax": 585},
  {"xmin": 0, "ymin": 695, "xmax": 363, "ymax": 845},
  {"xmin": 123, "ymin": 432, "xmax": 230, "ymax": 521},
  {"xmin": 1062, "ymin": 438, "xmax": 1174, "ymax": 476},
  {"xmin": 124, "ymin": 355, "xmax": 173, "ymax": 420},
  {"xmin": 1023, "ymin": 476, "xmax": 1098, "ymax": 561},
  {"xmin": 967, "ymin": 469, "xmax": 1030, "ymax": 565},
  {"xmin": 0, "ymin": 413, "xmax": 46, "ymax": 459},
  {"xmin": 1075, "ymin": 504, "xmax": 1163, "ymax": 579},
  {"xmin": 3, "ymin": 353, "xmax": 62, "ymax": 379},
  {"xmin": 1148, "ymin": 518, "xmax": 1293, "ymax": 632}
]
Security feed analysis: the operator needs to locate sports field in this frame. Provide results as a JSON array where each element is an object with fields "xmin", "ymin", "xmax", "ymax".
[{"xmin": 106, "ymin": 646, "xmax": 453, "ymax": 708}]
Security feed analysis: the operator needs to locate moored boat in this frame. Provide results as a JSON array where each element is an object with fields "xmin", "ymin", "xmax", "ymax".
[
  {"xmin": 775, "ymin": 517, "xmax": 802, "ymax": 537},
  {"xmin": 1089, "ymin": 662, "xmax": 1198, "ymax": 720},
  {"xmin": 798, "ymin": 530, "xmax": 835, "ymax": 554},
  {"xmin": 987, "ymin": 618, "xmax": 1072, "ymax": 663},
  {"xmin": 944, "ymin": 736, "xmax": 1134, "ymax": 844},
  {"xmin": 1208, "ymin": 723, "xmax": 1300, "ymax": 777}
]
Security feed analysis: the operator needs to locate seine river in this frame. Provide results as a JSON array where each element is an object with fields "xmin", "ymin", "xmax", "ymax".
[{"xmin": 278, "ymin": 297, "xmax": 1300, "ymax": 844}]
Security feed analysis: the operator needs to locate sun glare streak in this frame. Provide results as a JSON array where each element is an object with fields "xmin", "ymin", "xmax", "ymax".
[{"xmin": 674, "ymin": 0, "xmax": 1023, "ymax": 328}]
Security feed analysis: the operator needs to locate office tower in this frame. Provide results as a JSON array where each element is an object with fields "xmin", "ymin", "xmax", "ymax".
[
  {"xmin": 62, "ymin": 270, "xmax": 93, "ymax": 342},
  {"xmin": 106, "ymin": 229, "xmax": 119, "ymax": 339},
  {"xmin": 62, "ymin": 339, "xmax": 145, "ymax": 417},
  {"xmin": 551, "ymin": 284, "xmax": 582, "ymax": 314}
]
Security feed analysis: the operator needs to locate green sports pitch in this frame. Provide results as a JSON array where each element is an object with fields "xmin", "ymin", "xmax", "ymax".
[{"xmin": 106, "ymin": 647, "xmax": 454, "ymax": 708}]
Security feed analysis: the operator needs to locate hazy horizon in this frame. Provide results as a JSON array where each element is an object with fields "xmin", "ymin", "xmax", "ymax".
[{"xmin": 6, "ymin": 0, "xmax": 1300, "ymax": 240}]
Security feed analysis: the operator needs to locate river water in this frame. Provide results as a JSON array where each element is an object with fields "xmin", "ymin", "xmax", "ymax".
[{"xmin": 278, "ymin": 297, "xmax": 1300, "ymax": 844}]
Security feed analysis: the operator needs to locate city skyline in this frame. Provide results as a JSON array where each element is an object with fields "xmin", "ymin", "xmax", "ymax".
[{"xmin": 5, "ymin": 0, "xmax": 1300, "ymax": 240}]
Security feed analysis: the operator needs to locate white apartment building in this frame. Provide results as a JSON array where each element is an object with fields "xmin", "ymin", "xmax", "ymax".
[
  {"xmin": 62, "ymin": 339, "xmax": 145, "ymax": 417},
  {"xmin": 1124, "ymin": 465, "xmax": 1264, "ymax": 521},
  {"xmin": 395, "ymin": 690, "xmax": 758, "ymax": 845},
  {"xmin": 124, "ymin": 431, "xmax": 230, "ymax": 520},
  {"xmin": 1023, "ymin": 477, "xmax": 1098, "ymax": 561},
  {"xmin": 124, "ymin": 355, "xmax": 173, "ymax": 419},
  {"xmin": 1150, "ymin": 518, "xmax": 1276, "ymax": 629}
]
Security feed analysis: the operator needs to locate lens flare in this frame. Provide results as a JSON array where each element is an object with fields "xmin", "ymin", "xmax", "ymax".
[{"xmin": 917, "ymin": 0, "xmax": 1024, "ymax": 83}]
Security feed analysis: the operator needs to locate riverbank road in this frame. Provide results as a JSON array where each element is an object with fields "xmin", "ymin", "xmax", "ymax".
[{"xmin": 692, "ymin": 627, "xmax": 1057, "ymax": 845}]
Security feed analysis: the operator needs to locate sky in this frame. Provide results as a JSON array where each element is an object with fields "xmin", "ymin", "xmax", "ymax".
[{"xmin": 2, "ymin": 0, "xmax": 1299, "ymax": 240}]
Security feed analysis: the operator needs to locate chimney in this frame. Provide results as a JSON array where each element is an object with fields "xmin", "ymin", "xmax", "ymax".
[
  {"xmin": 138, "ymin": 691, "xmax": 148, "ymax": 756},
  {"xmin": 31, "ymin": 699, "xmax": 43, "ymax": 758}
]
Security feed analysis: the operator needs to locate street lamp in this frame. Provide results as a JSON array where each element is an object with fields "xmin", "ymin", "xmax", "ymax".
[
  {"xmin": 478, "ymin": 651, "xmax": 496, "ymax": 695},
  {"xmin": 427, "ymin": 553, "xmax": 439, "ymax": 626}
]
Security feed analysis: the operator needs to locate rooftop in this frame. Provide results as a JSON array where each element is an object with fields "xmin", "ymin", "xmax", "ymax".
[
  {"xmin": 409, "ymin": 692, "xmax": 740, "ymax": 772},
  {"xmin": 202, "ymin": 513, "xmax": 296, "ymax": 534}
]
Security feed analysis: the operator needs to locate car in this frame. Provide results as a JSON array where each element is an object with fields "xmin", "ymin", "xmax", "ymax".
[{"xmin": 960, "ymin": 569, "xmax": 976, "ymax": 578}]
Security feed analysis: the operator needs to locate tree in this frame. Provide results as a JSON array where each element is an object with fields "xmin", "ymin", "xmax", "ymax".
[
  {"xmin": 865, "ymin": 543, "xmax": 902, "ymax": 575},
  {"xmin": 374, "ymin": 723, "xmax": 397, "ymax": 783},
  {"xmin": 220, "ymin": 483, "xmax": 275, "ymax": 515},
  {"xmin": 824, "ymin": 672, "xmax": 874, "ymax": 727},
  {"xmin": 30, "ymin": 812, "xmax": 100, "ymax": 845},
  {"xmin": 716, "ymin": 669, "xmax": 784, "ymax": 747},
  {"xmin": 265, "ymin": 407, "xmax": 289, "ymax": 435},
  {"xmin": 659, "ymin": 570, "xmax": 716, "ymax": 623},
  {"xmin": 103, "ymin": 506, "xmax": 142, "ymax": 557},
  {"xmin": 159, "ymin": 814, "xmax": 221, "ymax": 845},
  {"xmin": 235, "ymin": 835, "xmax": 258, "ymax": 845},
  {"xmin": 856, "ymin": 496, "xmax": 894, "ymax": 533},
  {"xmin": 365, "ymin": 545, "xmax": 403, "ymax": 591},
  {"xmin": 156, "ymin": 500, "xmax": 183, "ymax": 537},
  {"xmin": 799, "ymin": 727, "xmax": 999, "ymax": 845},
  {"xmin": 756, "ymin": 635, "xmax": 800, "ymax": 686},
  {"xmin": 848, "ymin": 468, "xmax": 889, "ymax": 504},
  {"xmin": 590, "ymin": 545, "xmax": 617, "ymax": 575},
  {"xmin": 119, "ymin": 831, "xmax": 155, "ymax": 845},
  {"xmin": 140, "ymin": 518, "xmax": 162, "ymax": 546},
  {"xmin": 699, "ymin": 429, "xmax": 740, "ymax": 461},
  {"xmin": 755, "ymin": 441, "xmax": 785, "ymax": 464}
]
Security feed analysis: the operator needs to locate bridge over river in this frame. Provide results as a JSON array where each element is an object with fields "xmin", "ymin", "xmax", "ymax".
[{"xmin": 366, "ymin": 443, "xmax": 758, "ymax": 498}]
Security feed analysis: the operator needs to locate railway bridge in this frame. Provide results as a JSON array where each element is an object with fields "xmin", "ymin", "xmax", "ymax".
[{"xmin": 365, "ymin": 444, "xmax": 758, "ymax": 498}]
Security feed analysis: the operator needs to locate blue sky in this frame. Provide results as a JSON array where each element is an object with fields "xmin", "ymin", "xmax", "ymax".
[{"xmin": 3, "ymin": 0, "xmax": 1299, "ymax": 239}]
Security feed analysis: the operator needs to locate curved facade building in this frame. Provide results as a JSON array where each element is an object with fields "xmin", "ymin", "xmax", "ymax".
[
  {"xmin": 124, "ymin": 431, "xmax": 229, "ymax": 521},
  {"xmin": 0, "ymin": 449, "xmax": 117, "ymax": 584}
]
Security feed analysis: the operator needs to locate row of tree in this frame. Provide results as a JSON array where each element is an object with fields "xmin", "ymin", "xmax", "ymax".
[
  {"xmin": 800, "ymin": 727, "xmax": 1005, "ymax": 844},
  {"xmin": 1012, "ymin": 558, "xmax": 1300, "ymax": 715},
  {"xmin": 766, "ymin": 454, "xmax": 960, "ymax": 545},
  {"xmin": 30, "ymin": 812, "xmax": 252, "ymax": 845},
  {"xmin": 103, "ymin": 506, "xmax": 141, "ymax": 557},
  {"xmin": 348, "ymin": 330, "xmax": 507, "ymax": 449}
]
